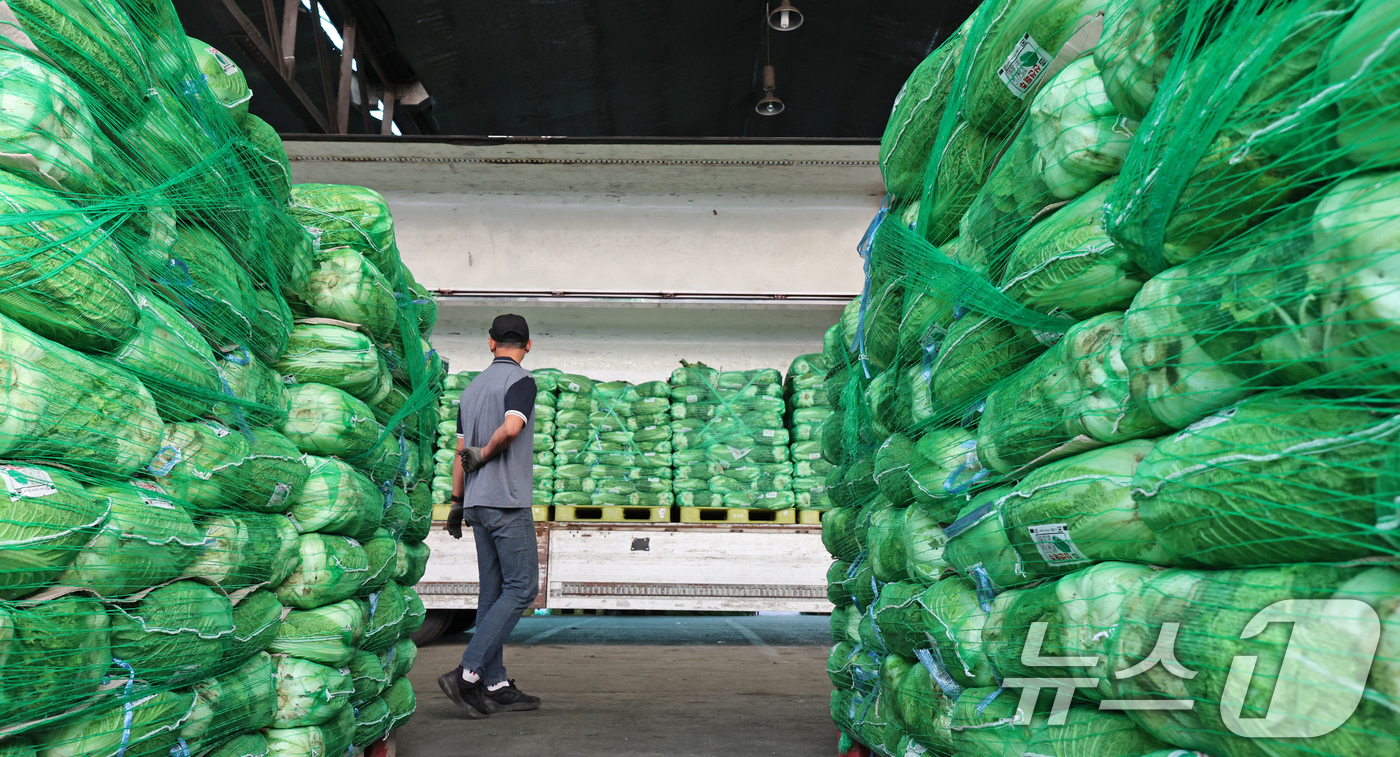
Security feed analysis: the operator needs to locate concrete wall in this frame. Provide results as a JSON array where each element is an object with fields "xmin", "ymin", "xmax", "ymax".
[
  {"xmin": 432, "ymin": 302, "xmax": 837, "ymax": 382},
  {"xmin": 286, "ymin": 140, "xmax": 878, "ymax": 379}
]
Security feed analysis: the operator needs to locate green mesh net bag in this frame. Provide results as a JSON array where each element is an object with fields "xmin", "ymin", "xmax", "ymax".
[{"xmin": 0, "ymin": 4, "xmax": 439, "ymax": 745}]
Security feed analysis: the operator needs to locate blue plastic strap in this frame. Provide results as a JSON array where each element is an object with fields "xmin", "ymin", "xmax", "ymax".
[
  {"xmin": 845, "ymin": 550, "xmax": 867, "ymax": 606},
  {"xmin": 943, "ymin": 440, "xmax": 989, "ymax": 496},
  {"xmin": 223, "ymin": 346, "xmax": 251, "ymax": 366},
  {"xmin": 165, "ymin": 258, "xmax": 195, "ymax": 287},
  {"xmin": 170, "ymin": 739, "xmax": 190, "ymax": 757},
  {"xmin": 960, "ymin": 399, "xmax": 987, "ymax": 429},
  {"xmin": 852, "ymin": 198, "xmax": 889, "ymax": 382},
  {"xmin": 848, "ymin": 645, "xmax": 882, "ymax": 691},
  {"xmin": 969, "ymin": 564, "xmax": 997, "ymax": 611},
  {"xmin": 920, "ymin": 339, "xmax": 940, "ymax": 380},
  {"xmin": 854, "ymin": 251, "xmax": 874, "ymax": 382},
  {"xmin": 216, "ymin": 374, "xmax": 254, "ymax": 437},
  {"xmin": 865, "ymin": 600, "xmax": 887, "ymax": 652},
  {"xmin": 975, "ymin": 684, "xmax": 1006, "ymax": 716},
  {"xmin": 107, "ymin": 658, "xmax": 137, "ymax": 757},
  {"xmin": 845, "ymin": 550, "xmax": 866, "ymax": 578},
  {"xmin": 856, "ymin": 197, "xmax": 889, "ymax": 258},
  {"xmin": 913, "ymin": 647, "xmax": 964, "ymax": 701},
  {"xmin": 944, "ymin": 499, "xmax": 995, "ymax": 540},
  {"xmin": 368, "ymin": 591, "xmax": 381, "ymax": 619},
  {"xmin": 396, "ymin": 429, "xmax": 409, "ymax": 479}
]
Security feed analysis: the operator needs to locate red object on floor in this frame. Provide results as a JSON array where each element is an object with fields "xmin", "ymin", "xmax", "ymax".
[
  {"xmin": 365, "ymin": 737, "xmax": 395, "ymax": 757},
  {"xmin": 836, "ymin": 731, "xmax": 873, "ymax": 757}
]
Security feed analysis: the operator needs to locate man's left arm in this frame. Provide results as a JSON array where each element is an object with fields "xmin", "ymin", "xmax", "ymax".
[
  {"xmin": 461, "ymin": 375, "xmax": 535, "ymax": 469},
  {"xmin": 478, "ymin": 414, "xmax": 526, "ymax": 461}
]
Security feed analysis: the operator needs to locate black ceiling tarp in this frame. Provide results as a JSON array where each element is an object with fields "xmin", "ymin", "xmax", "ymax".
[{"xmin": 365, "ymin": 0, "xmax": 979, "ymax": 138}]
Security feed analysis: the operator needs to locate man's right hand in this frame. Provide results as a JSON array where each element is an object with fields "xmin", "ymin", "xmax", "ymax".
[
  {"xmin": 461, "ymin": 446, "xmax": 485, "ymax": 473},
  {"xmin": 446, "ymin": 498, "xmax": 464, "ymax": 539}
]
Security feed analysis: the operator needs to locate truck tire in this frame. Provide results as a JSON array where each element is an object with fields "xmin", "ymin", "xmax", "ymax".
[
  {"xmin": 411, "ymin": 610, "xmax": 455, "ymax": 645},
  {"xmin": 445, "ymin": 609, "xmax": 477, "ymax": 636}
]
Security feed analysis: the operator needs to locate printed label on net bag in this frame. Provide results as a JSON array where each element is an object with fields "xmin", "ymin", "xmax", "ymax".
[
  {"xmin": 207, "ymin": 46, "xmax": 240, "ymax": 76},
  {"xmin": 0, "ymin": 466, "xmax": 56, "ymax": 500},
  {"xmin": 131, "ymin": 480, "xmax": 178, "ymax": 510},
  {"xmin": 997, "ymin": 33, "xmax": 1052, "ymax": 99},
  {"xmin": 1028, "ymin": 523, "xmax": 1089, "ymax": 565}
]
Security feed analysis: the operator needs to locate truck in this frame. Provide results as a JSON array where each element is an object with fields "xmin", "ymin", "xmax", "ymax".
[{"xmin": 287, "ymin": 137, "xmax": 880, "ymax": 640}]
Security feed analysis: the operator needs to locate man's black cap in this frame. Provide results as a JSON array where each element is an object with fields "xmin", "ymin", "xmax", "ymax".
[{"xmin": 489, "ymin": 314, "xmax": 530, "ymax": 343}]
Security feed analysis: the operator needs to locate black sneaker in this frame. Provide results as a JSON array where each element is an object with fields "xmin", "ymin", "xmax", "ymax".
[
  {"xmin": 484, "ymin": 679, "xmax": 541, "ymax": 712},
  {"xmin": 437, "ymin": 666, "xmax": 490, "ymax": 718}
]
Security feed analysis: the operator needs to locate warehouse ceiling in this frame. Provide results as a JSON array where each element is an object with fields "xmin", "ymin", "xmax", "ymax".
[{"xmin": 175, "ymin": 0, "xmax": 979, "ymax": 138}]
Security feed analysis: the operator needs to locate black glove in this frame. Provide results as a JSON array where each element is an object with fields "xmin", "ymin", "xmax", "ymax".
[
  {"xmin": 460, "ymin": 446, "xmax": 485, "ymax": 473},
  {"xmin": 446, "ymin": 499, "xmax": 464, "ymax": 539}
]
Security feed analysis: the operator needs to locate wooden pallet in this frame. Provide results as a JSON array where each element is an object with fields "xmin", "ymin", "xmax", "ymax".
[
  {"xmin": 553, "ymin": 504, "xmax": 671, "ymax": 523},
  {"xmin": 678, "ymin": 507, "xmax": 797, "ymax": 524},
  {"xmin": 430, "ymin": 504, "xmax": 550, "ymax": 521},
  {"xmin": 797, "ymin": 508, "xmax": 831, "ymax": 525}
]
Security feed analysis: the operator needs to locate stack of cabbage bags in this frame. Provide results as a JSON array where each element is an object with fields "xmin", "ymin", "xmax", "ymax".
[
  {"xmin": 552, "ymin": 377, "xmax": 673, "ymax": 510},
  {"xmin": 431, "ymin": 371, "xmax": 475, "ymax": 505},
  {"xmin": 550, "ymin": 373, "xmax": 597, "ymax": 508},
  {"xmin": 784, "ymin": 353, "xmax": 835, "ymax": 512},
  {"xmin": 670, "ymin": 363, "xmax": 793, "ymax": 510},
  {"xmin": 530, "ymin": 368, "xmax": 562, "ymax": 509},
  {"xmin": 0, "ymin": 1, "xmax": 435, "ymax": 753},
  {"xmin": 828, "ymin": 0, "xmax": 1400, "ymax": 754},
  {"xmin": 614, "ymin": 380, "xmax": 676, "ymax": 508}
]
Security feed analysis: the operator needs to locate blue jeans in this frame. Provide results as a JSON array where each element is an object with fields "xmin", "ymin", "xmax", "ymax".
[{"xmin": 460, "ymin": 506, "xmax": 539, "ymax": 683}]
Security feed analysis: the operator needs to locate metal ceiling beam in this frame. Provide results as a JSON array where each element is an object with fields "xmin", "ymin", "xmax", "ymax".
[
  {"xmin": 197, "ymin": 0, "xmax": 429, "ymax": 134},
  {"xmin": 202, "ymin": 0, "xmax": 331, "ymax": 132}
]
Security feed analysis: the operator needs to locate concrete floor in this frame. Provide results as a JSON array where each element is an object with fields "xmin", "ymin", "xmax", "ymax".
[{"xmin": 398, "ymin": 614, "xmax": 837, "ymax": 757}]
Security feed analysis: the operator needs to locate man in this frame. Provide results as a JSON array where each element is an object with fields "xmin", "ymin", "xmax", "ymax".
[{"xmin": 438, "ymin": 313, "xmax": 542, "ymax": 718}]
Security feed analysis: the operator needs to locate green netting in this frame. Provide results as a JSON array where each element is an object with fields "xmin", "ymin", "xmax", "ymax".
[
  {"xmin": 836, "ymin": 4, "xmax": 1400, "ymax": 750},
  {"xmin": 225, "ymin": 590, "xmax": 284, "ymax": 665},
  {"xmin": 269, "ymin": 655, "xmax": 352, "ymax": 728},
  {"xmin": 181, "ymin": 652, "xmax": 275, "ymax": 754},
  {"xmin": 351, "ymin": 696, "xmax": 392, "ymax": 750},
  {"xmin": 0, "ymin": 594, "xmax": 110, "ymax": 724},
  {"xmin": 55, "ymin": 480, "xmax": 203, "ymax": 596},
  {"xmin": 0, "ymin": 3, "xmax": 439, "ymax": 741},
  {"xmin": 267, "ymin": 598, "xmax": 366, "ymax": 667},
  {"xmin": 182, "ymin": 512, "xmax": 300, "ymax": 592},
  {"xmin": 262, "ymin": 706, "xmax": 352, "ymax": 757},
  {"xmin": 33, "ymin": 687, "xmax": 196, "ymax": 757},
  {"xmin": 275, "ymin": 323, "xmax": 392, "ymax": 405},
  {"xmin": 108, "ymin": 579, "xmax": 234, "ymax": 686}
]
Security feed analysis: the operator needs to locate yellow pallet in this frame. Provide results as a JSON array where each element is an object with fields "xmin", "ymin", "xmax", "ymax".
[
  {"xmin": 678, "ymin": 507, "xmax": 797, "ymax": 524},
  {"xmin": 553, "ymin": 505, "xmax": 671, "ymax": 523},
  {"xmin": 797, "ymin": 508, "xmax": 831, "ymax": 525},
  {"xmin": 430, "ymin": 504, "xmax": 550, "ymax": 522}
]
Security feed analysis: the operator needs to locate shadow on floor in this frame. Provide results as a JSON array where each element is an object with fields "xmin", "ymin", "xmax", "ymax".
[
  {"xmin": 401, "ymin": 614, "xmax": 837, "ymax": 757},
  {"xmin": 419, "ymin": 613, "xmax": 833, "ymax": 648}
]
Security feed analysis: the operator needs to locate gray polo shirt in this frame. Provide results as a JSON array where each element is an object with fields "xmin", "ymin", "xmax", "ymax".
[{"xmin": 456, "ymin": 356, "xmax": 535, "ymax": 508}]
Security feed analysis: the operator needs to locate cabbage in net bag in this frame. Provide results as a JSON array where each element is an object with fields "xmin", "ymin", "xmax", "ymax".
[
  {"xmin": 831, "ymin": 1, "xmax": 1400, "ymax": 751},
  {"xmin": 0, "ymin": 3, "xmax": 438, "ymax": 750}
]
